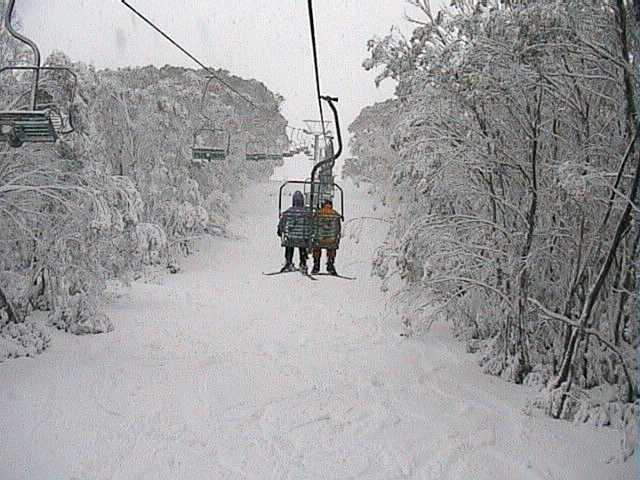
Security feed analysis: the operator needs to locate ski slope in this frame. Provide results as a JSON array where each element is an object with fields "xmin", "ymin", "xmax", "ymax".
[{"xmin": 0, "ymin": 157, "xmax": 633, "ymax": 479}]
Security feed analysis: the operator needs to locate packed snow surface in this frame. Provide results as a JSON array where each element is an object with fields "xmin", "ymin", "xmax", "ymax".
[{"xmin": 0, "ymin": 157, "xmax": 633, "ymax": 479}]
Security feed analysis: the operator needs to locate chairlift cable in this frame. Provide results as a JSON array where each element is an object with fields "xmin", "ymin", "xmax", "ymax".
[
  {"xmin": 306, "ymin": 0, "xmax": 327, "ymax": 146},
  {"xmin": 120, "ymin": 0, "xmax": 275, "ymax": 116}
]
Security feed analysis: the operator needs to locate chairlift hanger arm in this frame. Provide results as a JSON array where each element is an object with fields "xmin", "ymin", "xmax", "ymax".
[
  {"xmin": 4, "ymin": 0, "xmax": 41, "ymax": 109},
  {"xmin": 310, "ymin": 96, "xmax": 342, "ymax": 200},
  {"xmin": 4, "ymin": 0, "xmax": 40, "ymax": 67},
  {"xmin": 200, "ymin": 76, "xmax": 216, "ymax": 110},
  {"xmin": 200, "ymin": 75, "xmax": 232, "ymax": 121},
  {"xmin": 321, "ymin": 96, "xmax": 341, "ymax": 155}
]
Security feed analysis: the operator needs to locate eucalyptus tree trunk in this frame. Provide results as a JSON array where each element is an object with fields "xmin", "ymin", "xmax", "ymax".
[{"xmin": 628, "ymin": 0, "xmax": 640, "ymax": 467}]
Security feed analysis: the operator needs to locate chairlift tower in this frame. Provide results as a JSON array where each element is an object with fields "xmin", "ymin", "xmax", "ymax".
[
  {"xmin": 303, "ymin": 119, "xmax": 332, "ymax": 164},
  {"xmin": 304, "ymin": 119, "xmax": 336, "ymax": 206}
]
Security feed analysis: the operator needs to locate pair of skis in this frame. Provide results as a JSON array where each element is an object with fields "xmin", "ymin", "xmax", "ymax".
[
  {"xmin": 263, "ymin": 267, "xmax": 318, "ymax": 281},
  {"xmin": 262, "ymin": 268, "xmax": 356, "ymax": 281}
]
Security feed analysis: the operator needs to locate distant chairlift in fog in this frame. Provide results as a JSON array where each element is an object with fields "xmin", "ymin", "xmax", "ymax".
[
  {"xmin": 192, "ymin": 127, "xmax": 230, "ymax": 163},
  {"xmin": 245, "ymin": 135, "xmax": 284, "ymax": 162},
  {"xmin": 266, "ymin": 140, "xmax": 284, "ymax": 163},
  {"xmin": 0, "ymin": 0, "xmax": 77, "ymax": 148},
  {"xmin": 245, "ymin": 138, "xmax": 267, "ymax": 162}
]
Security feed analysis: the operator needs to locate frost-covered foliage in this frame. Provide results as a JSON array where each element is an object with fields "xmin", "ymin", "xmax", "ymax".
[
  {"xmin": 350, "ymin": 0, "xmax": 640, "ymax": 445},
  {"xmin": 0, "ymin": 13, "xmax": 287, "ymax": 359},
  {"xmin": 346, "ymin": 99, "xmax": 401, "ymax": 205}
]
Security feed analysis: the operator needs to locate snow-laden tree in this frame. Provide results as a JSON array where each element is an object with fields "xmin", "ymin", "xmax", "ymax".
[
  {"xmin": 0, "ymin": 15, "xmax": 287, "ymax": 360},
  {"xmin": 350, "ymin": 0, "xmax": 639, "ymax": 452}
]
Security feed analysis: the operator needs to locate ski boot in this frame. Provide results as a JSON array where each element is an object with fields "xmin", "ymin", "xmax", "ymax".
[
  {"xmin": 326, "ymin": 260, "xmax": 337, "ymax": 276},
  {"xmin": 299, "ymin": 261, "xmax": 308, "ymax": 275},
  {"xmin": 280, "ymin": 262, "xmax": 295, "ymax": 273},
  {"xmin": 311, "ymin": 258, "xmax": 320, "ymax": 275}
]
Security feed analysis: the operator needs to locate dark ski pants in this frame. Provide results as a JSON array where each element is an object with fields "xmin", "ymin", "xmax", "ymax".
[
  {"xmin": 312, "ymin": 248, "xmax": 336, "ymax": 265},
  {"xmin": 285, "ymin": 247, "xmax": 307, "ymax": 265}
]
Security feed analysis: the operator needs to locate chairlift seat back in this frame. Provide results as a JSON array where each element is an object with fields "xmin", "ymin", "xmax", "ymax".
[
  {"xmin": 312, "ymin": 214, "xmax": 341, "ymax": 249},
  {"xmin": 246, "ymin": 153, "xmax": 267, "ymax": 161},
  {"xmin": 280, "ymin": 210, "xmax": 313, "ymax": 248},
  {"xmin": 192, "ymin": 147, "xmax": 226, "ymax": 161}
]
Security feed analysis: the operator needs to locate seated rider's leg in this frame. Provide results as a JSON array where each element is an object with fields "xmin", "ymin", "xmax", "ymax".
[
  {"xmin": 298, "ymin": 248, "xmax": 308, "ymax": 269},
  {"xmin": 280, "ymin": 247, "xmax": 295, "ymax": 272},
  {"xmin": 326, "ymin": 249, "xmax": 337, "ymax": 275},
  {"xmin": 285, "ymin": 246, "xmax": 294, "ymax": 264},
  {"xmin": 311, "ymin": 248, "xmax": 321, "ymax": 274}
]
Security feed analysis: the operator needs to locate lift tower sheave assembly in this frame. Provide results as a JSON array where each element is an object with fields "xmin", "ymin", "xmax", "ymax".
[{"xmin": 303, "ymin": 119, "xmax": 332, "ymax": 164}]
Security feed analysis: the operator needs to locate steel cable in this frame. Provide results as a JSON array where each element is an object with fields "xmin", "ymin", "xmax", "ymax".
[
  {"xmin": 120, "ymin": 0, "xmax": 275, "ymax": 116},
  {"xmin": 306, "ymin": 0, "xmax": 327, "ymax": 146}
]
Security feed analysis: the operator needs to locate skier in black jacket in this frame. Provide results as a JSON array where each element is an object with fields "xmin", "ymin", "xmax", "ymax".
[{"xmin": 277, "ymin": 190, "xmax": 309, "ymax": 272}]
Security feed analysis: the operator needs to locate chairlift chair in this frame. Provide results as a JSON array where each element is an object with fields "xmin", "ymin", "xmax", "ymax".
[
  {"xmin": 0, "ymin": 68, "xmax": 77, "ymax": 149},
  {"xmin": 278, "ymin": 96, "xmax": 345, "ymax": 251},
  {"xmin": 264, "ymin": 136, "xmax": 284, "ymax": 162},
  {"xmin": 0, "ymin": 0, "xmax": 77, "ymax": 148},
  {"xmin": 266, "ymin": 152, "xmax": 283, "ymax": 162},
  {"xmin": 278, "ymin": 180, "xmax": 344, "ymax": 250},
  {"xmin": 245, "ymin": 139, "xmax": 267, "ymax": 161},
  {"xmin": 192, "ymin": 127, "xmax": 229, "ymax": 162}
]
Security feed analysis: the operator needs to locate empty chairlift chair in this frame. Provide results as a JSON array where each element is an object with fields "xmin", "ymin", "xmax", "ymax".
[
  {"xmin": 0, "ymin": 0, "xmax": 77, "ymax": 148},
  {"xmin": 266, "ymin": 146, "xmax": 283, "ymax": 162},
  {"xmin": 282, "ymin": 133, "xmax": 295, "ymax": 157},
  {"xmin": 245, "ymin": 139, "xmax": 267, "ymax": 162},
  {"xmin": 192, "ymin": 127, "xmax": 229, "ymax": 163},
  {"xmin": 0, "ymin": 68, "xmax": 77, "ymax": 148},
  {"xmin": 254, "ymin": 135, "xmax": 283, "ymax": 163}
]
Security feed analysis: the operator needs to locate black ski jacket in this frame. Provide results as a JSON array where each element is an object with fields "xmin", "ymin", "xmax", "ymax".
[{"xmin": 277, "ymin": 191, "xmax": 305, "ymax": 236}]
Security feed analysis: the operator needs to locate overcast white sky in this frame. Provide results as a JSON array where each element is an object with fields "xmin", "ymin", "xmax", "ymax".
[{"xmin": 12, "ymin": 1, "xmax": 440, "ymax": 134}]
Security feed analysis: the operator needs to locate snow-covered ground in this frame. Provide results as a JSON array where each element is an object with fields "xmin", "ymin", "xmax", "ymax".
[{"xmin": 0, "ymin": 155, "xmax": 634, "ymax": 479}]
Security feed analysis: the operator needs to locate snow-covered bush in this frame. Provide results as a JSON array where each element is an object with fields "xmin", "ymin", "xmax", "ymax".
[
  {"xmin": 0, "ymin": 313, "xmax": 51, "ymax": 363},
  {"xmin": 349, "ymin": 0, "xmax": 639, "ymax": 447}
]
